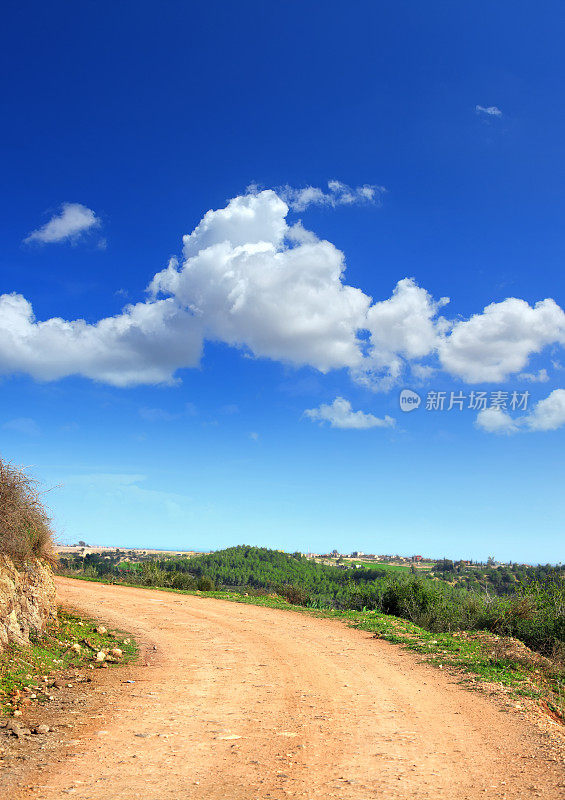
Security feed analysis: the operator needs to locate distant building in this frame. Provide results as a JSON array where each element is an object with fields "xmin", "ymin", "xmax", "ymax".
[
  {"xmin": 412, "ymin": 555, "xmax": 423, "ymax": 562},
  {"xmin": 351, "ymin": 551, "xmax": 364, "ymax": 557}
]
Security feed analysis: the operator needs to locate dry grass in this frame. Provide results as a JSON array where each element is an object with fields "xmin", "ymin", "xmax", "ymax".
[{"xmin": 0, "ymin": 457, "xmax": 56, "ymax": 564}]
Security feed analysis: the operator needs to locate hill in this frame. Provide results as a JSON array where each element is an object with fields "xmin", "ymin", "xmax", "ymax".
[{"xmin": 59, "ymin": 544, "xmax": 565, "ymax": 659}]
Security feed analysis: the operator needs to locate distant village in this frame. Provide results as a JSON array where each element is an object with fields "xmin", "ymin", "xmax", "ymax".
[{"xmin": 315, "ymin": 550, "xmax": 427, "ymax": 562}]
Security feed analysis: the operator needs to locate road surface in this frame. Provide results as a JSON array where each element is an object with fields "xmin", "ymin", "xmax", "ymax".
[{"xmin": 7, "ymin": 578, "xmax": 565, "ymax": 799}]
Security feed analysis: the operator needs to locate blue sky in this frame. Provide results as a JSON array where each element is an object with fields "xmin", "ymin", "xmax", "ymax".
[{"xmin": 1, "ymin": 2, "xmax": 564, "ymax": 562}]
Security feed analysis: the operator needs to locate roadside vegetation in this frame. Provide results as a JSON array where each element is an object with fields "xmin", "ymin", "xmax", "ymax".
[
  {"xmin": 0, "ymin": 457, "xmax": 56, "ymax": 563},
  {"xmin": 0, "ymin": 458, "xmax": 136, "ymax": 716},
  {"xmin": 428, "ymin": 557, "xmax": 564, "ymax": 595},
  {"xmin": 219, "ymin": 591, "xmax": 565, "ymax": 722},
  {"xmin": 55, "ymin": 572, "xmax": 565, "ymax": 721},
  {"xmin": 0, "ymin": 610, "xmax": 137, "ymax": 715},
  {"xmin": 59, "ymin": 545, "xmax": 565, "ymax": 663}
]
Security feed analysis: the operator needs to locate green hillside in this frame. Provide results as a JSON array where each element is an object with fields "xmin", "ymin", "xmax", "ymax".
[{"xmin": 59, "ymin": 545, "xmax": 565, "ymax": 659}]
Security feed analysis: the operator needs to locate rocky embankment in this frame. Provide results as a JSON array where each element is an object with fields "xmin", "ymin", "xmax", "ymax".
[{"xmin": 0, "ymin": 555, "xmax": 56, "ymax": 650}]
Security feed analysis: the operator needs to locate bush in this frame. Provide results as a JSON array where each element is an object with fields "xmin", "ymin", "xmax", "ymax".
[
  {"xmin": 0, "ymin": 457, "xmax": 56, "ymax": 563},
  {"xmin": 276, "ymin": 584, "xmax": 311, "ymax": 606},
  {"xmin": 56, "ymin": 544, "xmax": 565, "ymax": 659},
  {"xmin": 171, "ymin": 572, "xmax": 197, "ymax": 590}
]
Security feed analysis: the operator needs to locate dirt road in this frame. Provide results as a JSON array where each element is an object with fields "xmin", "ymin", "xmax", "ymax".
[{"xmin": 8, "ymin": 578, "xmax": 565, "ymax": 799}]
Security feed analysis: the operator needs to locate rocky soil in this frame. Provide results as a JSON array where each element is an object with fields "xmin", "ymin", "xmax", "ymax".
[{"xmin": 1, "ymin": 577, "xmax": 564, "ymax": 800}]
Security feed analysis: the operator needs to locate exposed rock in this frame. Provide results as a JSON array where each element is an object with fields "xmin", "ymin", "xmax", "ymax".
[
  {"xmin": 5, "ymin": 719, "xmax": 30, "ymax": 737},
  {"xmin": 0, "ymin": 555, "xmax": 56, "ymax": 651},
  {"xmin": 34, "ymin": 724, "xmax": 50, "ymax": 735}
]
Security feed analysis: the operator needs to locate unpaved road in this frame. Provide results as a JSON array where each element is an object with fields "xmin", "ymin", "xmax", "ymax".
[{"xmin": 7, "ymin": 578, "xmax": 565, "ymax": 800}]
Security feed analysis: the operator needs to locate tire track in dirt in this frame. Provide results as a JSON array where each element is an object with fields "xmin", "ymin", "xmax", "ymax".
[{"xmin": 6, "ymin": 578, "xmax": 564, "ymax": 800}]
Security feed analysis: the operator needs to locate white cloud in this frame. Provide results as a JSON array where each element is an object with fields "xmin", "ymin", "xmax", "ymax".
[
  {"xmin": 525, "ymin": 389, "xmax": 565, "ymax": 431},
  {"xmin": 367, "ymin": 279, "xmax": 449, "ymax": 359},
  {"xmin": 476, "ymin": 105, "xmax": 503, "ymax": 117},
  {"xmin": 24, "ymin": 203, "xmax": 101, "ymax": 245},
  {"xmin": 2, "ymin": 187, "xmax": 565, "ymax": 393},
  {"xmin": 476, "ymin": 389, "xmax": 565, "ymax": 434},
  {"xmin": 2, "ymin": 417, "xmax": 40, "ymax": 436},
  {"xmin": 518, "ymin": 368, "xmax": 549, "ymax": 383},
  {"xmin": 304, "ymin": 397, "xmax": 395, "ymax": 430},
  {"xmin": 357, "ymin": 278, "xmax": 450, "ymax": 389},
  {"xmin": 475, "ymin": 407, "xmax": 518, "ymax": 435},
  {"xmin": 411, "ymin": 363, "xmax": 437, "ymax": 381},
  {"xmin": 438, "ymin": 298, "xmax": 565, "ymax": 383},
  {"xmin": 0, "ymin": 292, "xmax": 202, "ymax": 387},
  {"xmin": 150, "ymin": 190, "xmax": 371, "ymax": 373},
  {"xmin": 280, "ymin": 180, "xmax": 385, "ymax": 211}
]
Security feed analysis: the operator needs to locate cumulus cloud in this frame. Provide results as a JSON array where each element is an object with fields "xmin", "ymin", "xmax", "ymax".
[
  {"xmin": 0, "ymin": 292, "xmax": 202, "ymax": 387},
  {"xmin": 24, "ymin": 203, "xmax": 101, "ymax": 245},
  {"xmin": 150, "ymin": 190, "xmax": 371, "ymax": 373},
  {"xmin": 304, "ymin": 397, "xmax": 395, "ymax": 430},
  {"xmin": 280, "ymin": 180, "xmax": 385, "ymax": 211},
  {"xmin": 438, "ymin": 298, "xmax": 565, "ymax": 383},
  {"xmin": 476, "ymin": 389, "xmax": 565, "ymax": 434},
  {"xmin": 525, "ymin": 389, "xmax": 565, "ymax": 431},
  {"xmin": 2, "ymin": 187, "xmax": 565, "ymax": 392},
  {"xmin": 475, "ymin": 407, "xmax": 518, "ymax": 435},
  {"xmin": 476, "ymin": 105, "xmax": 503, "ymax": 117},
  {"xmin": 356, "ymin": 278, "xmax": 450, "ymax": 390}
]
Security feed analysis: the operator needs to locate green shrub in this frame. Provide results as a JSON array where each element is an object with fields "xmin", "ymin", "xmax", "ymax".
[
  {"xmin": 171, "ymin": 572, "xmax": 196, "ymax": 590},
  {"xmin": 58, "ymin": 545, "xmax": 565, "ymax": 658},
  {"xmin": 197, "ymin": 576, "xmax": 214, "ymax": 591}
]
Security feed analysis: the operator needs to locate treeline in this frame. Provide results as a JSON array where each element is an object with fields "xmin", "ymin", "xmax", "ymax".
[
  {"xmin": 430, "ymin": 559, "xmax": 564, "ymax": 595},
  {"xmin": 58, "ymin": 545, "xmax": 565, "ymax": 659}
]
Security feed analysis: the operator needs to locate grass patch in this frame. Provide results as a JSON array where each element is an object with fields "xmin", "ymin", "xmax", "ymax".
[{"xmin": 0, "ymin": 608, "xmax": 137, "ymax": 715}]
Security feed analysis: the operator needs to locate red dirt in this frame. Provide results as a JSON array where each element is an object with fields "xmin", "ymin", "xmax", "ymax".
[{"xmin": 4, "ymin": 577, "xmax": 565, "ymax": 799}]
